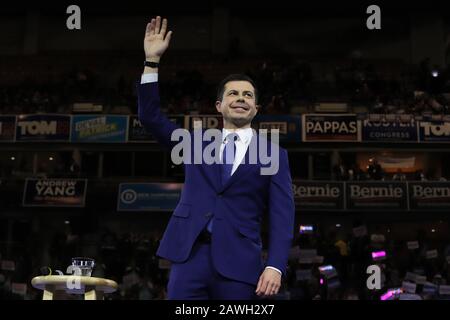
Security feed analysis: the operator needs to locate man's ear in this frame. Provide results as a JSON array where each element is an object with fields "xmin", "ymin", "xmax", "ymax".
[
  {"xmin": 215, "ymin": 100, "xmax": 222, "ymax": 113},
  {"xmin": 255, "ymin": 104, "xmax": 261, "ymax": 114}
]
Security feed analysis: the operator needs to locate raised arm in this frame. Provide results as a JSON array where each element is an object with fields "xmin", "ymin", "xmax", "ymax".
[{"xmin": 138, "ymin": 16, "xmax": 178, "ymax": 149}]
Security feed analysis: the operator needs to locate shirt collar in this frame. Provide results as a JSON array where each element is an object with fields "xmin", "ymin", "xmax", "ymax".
[{"xmin": 222, "ymin": 127, "xmax": 253, "ymax": 144}]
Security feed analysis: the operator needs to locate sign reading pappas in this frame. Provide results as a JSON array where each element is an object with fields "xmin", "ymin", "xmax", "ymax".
[
  {"xmin": 23, "ymin": 178, "xmax": 87, "ymax": 207},
  {"xmin": 16, "ymin": 114, "xmax": 70, "ymax": 142},
  {"xmin": 302, "ymin": 114, "xmax": 360, "ymax": 142},
  {"xmin": 71, "ymin": 115, "xmax": 128, "ymax": 142}
]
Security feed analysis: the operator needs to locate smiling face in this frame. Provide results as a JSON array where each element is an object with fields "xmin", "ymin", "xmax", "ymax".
[{"xmin": 215, "ymin": 80, "xmax": 259, "ymax": 129}]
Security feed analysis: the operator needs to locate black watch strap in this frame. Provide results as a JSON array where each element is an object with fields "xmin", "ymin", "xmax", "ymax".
[{"xmin": 144, "ymin": 61, "xmax": 160, "ymax": 68}]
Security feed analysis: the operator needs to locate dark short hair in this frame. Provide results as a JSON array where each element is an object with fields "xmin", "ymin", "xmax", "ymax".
[{"xmin": 216, "ymin": 74, "xmax": 258, "ymax": 103}]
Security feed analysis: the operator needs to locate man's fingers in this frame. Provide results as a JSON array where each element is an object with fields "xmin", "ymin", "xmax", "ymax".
[
  {"xmin": 149, "ymin": 19, "xmax": 155, "ymax": 35},
  {"xmin": 165, "ymin": 31, "xmax": 173, "ymax": 44},
  {"xmin": 264, "ymin": 282, "xmax": 275, "ymax": 296},
  {"xmin": 160, "ymin": 18, "xmax": 167, "ymax": 36},
  {"xmin": 255, "ymin": 276, "xmax": 263, "ymax": 294},
  {"xmin": 258, "ymin": 278, "xmax": 269, "ymax": 296},
  {"xmin": 155, "ymin": 16, "xmax": 161, "ymax": 34}
]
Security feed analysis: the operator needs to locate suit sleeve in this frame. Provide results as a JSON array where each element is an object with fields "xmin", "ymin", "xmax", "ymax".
[
  {"xmin": 137, "ymin": 81, "xmax": 180, "ymax": 149},
  {"xmin": 266, "ymin": 148, "xmax": 295, "ymax": 275}
]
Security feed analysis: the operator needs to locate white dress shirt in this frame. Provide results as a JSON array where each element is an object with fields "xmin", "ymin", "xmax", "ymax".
[{"xmin": 141, "ymin": 73, "xmax": 282, "ymax": 276}]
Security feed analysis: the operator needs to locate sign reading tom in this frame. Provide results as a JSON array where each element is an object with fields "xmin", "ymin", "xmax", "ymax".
[
  {"xmin": 418, "ymin": 120, "xmax": 450, "ymax": 142},
  {"xmin": 292, "ymin": 180, "xmax": 344, "ymax": 210},
  {"xmin": 253, "ymin": 115, "xmax": 302, "ymax": 142},
  {"xmin": 0, "ymin": 116, "xmax": 16, "ymax": 142},
  {"xmin": 128, "ymin": 115, "xmax": 184, "ymax": 142},
  {"xmin": 360, "ymin": 114, "xmax": 418, "ymax": 142},
  {"xmin": 16, "ymin": 114, "xmax": 70, "ymax": 142},
  {"xmin": 409, "ymin": 182, "xmax": 450, "ymax": 210},
  {"xmin": 303, "ymin": 114, "xmax": 360, "ymax": 142},
  {"xmin": 23, "ymin": 178, "xmax": 87, "ymax": 207},
  {"xmin": 71, "ymin": 115, "xmax": 128, "ymax": 143},
  {"xmin": 117, "ymin": 183, "xmax": 182, "ymax": 211},
  {"xmin": 346, "ymin": 182, "xmax": 407, "ymax": 210}
]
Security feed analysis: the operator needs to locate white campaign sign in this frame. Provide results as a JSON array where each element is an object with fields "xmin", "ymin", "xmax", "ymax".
[{"xmin": 402, "ymin": 281, "xmax": 417, "ymax": 294}]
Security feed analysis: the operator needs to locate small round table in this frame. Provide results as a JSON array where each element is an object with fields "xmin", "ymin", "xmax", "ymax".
[{"xmin": 31, "ymin": 275, "xmax": 118, "ymax": 300}]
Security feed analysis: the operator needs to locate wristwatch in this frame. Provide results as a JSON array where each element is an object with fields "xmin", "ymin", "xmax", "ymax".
[{"xmin": 144, "ymin": 61, "xmax": 159, "ymax": 68}]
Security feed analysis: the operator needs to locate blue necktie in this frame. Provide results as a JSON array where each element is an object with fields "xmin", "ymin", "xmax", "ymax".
[{"xmin": 206, "ymin": 133, "xmax": 237, "ymax": 233}]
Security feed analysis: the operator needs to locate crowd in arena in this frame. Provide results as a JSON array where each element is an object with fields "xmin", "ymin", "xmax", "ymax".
[
  {"xmin": 1, "ymin": 55, "xmax": 450, "ymax": 116},
  {"xmin": 1, "ymin": 220, "xmax": 450, "ymax": 300}
]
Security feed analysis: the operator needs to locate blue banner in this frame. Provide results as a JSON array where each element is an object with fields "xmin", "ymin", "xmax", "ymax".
[
  {"xmin": 0, "ymin": 116, "xmax": 16, "ymax": 142},
  {"xmin": 16, "ymin": 114, "xmax": 71, "ymax": 142},
  {"xmin": 71, "ymin": 115, "xmax": 128, "ymax": 142},
  {"xmin": 117, "ymin": 183, "xmax": 183, "ymax": 211},
  {"xmin": 253, "ymin": 115, "xmax": 302, "ymax": 142},
  {"xmin": 128, "ymin": 115, "xmax": 184, "ymax": 142},
  {"xmin": 303, "ymin": 114, "xmax": 360, "ymax": 142},
  {"xmin": 418, "ymin": 121, "xmax": 450, "ymax": 142},
  {"xmin": 184, "ymin": 115, "xmax": 223, "ymax": 130},
  {"xmin": 360, "ymin": 114, "xmax": 418, "ymax": 142}
]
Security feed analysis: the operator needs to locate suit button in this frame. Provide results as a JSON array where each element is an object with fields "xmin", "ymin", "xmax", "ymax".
[{"xmin": 205, "ymin": 212, "xmax": 213, "ymax": 218}]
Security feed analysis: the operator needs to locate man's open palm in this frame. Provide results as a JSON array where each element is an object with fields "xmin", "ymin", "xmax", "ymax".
[{"xmin": 144, "ymin": 16, "xmax": 172, "ymax": 60}]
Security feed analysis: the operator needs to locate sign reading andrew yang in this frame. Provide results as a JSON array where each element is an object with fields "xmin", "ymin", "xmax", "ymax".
[
  {"xmin": 253, "ymin": 115, "xmax": 302, "ymax": 142},
  {"xmin": 23, "ymin": 179, "xmax": 87, "ymax": 207},
  {"xmin": 346, "ymin": 182, "xmax": 407, "ymax": 210},
  {"xmin": 71, "ymin": 115, "xmax": 128, "ymax": 143},
  {"xmin": 292, "ymin": 181, "xmax": 344, "ymax": 210},
  {"xmin": 303, "ymin": 114, "xmax": 360, "ymax": 142},
  {"xmin": 409, "ymin": 182, "xmax": 450, "ymax": 210},
  {"xmin": 361, "ymin": 114, "xmax": 418, "ymax": 142},
  {"xmin": 16, "ymin": 114, "xmax": 70, "ymax": 142},
  {"xmin": 419, "ymin": 121, "xmax": 450, "ymax": 142},
  {"xmin": 0, "ymin": 116, "xmax": 16, "ymax": 142}
]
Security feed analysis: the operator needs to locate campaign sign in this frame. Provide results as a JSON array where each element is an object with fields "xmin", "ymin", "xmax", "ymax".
[
  {"xmin": 128, "ymin": 115, "xmax": 184, "ymax": 142},
  {"xmin": 292, "ymin": 180, "xmax": 344, "ymax": 210},
  {"xmin": 252, "ymin": 114, "xmax": 301, "ymax": 142},
  {"xmin": 184, "ymin": 115, "xmax": 223, "ymax": 130},
  {"xmin": 302, "ymin": 114, "xmax": 360, "ymax": 142},
  {"xmin": 16, "ymin": 114, "xmax": 70, "ymax": 141},
  {"xmin": 23, "ymin": 178, "xmax": 87, "ymax": 207},
  {"xmin": 0, "ymin": 115, "xmax": 16, "ymax": 142},
  {"xmin": 418, "ymin": 121, "xmax": 450, "ymax": 142},
  {"xmin": 346, "ymin": 182, "xmax": 408, "ymax": 210},
  {"xmin": 117, "ymin": 183, "xmax": 182, "ymax": 211},
  {"xmin": 71, "ymin": 115, "xmax": 128, "ymax": 142},
  {"xmin": 409, "ymin": 182, "xmax": 450, "ymax": 210},
  {"xmin": 360, "ymin": 114, "xmax": 418, "ymax": 142}
]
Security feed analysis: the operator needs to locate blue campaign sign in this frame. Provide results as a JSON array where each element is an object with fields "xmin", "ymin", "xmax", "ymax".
[
  {"xmin": 303, "ymin": 114, "xmax": 360, "ymax": 142},
  {"xmin": 360, "ymin": 114, "xmax": 418, "ymax": 142},
  {"xmin": 128, "ymin": 115, "xmax": 184, "ymax": 142},
  {"xmin": 117, "ymin": 183, "xmax": 183, "ymax": 211},
  {"xmin": 0, "ymin": 116, "xmax": 16, "ymax": 142},
  {"xmin": 253, "ymin": 114, "xmax": 302, "ymax": 142},
  {"xmin": 15, "ymin": 114, "xmax": 71, "ymax": 142},
  {"xmin": 418, "ymin": 121, "xmax": 450, "ymax": 142},
  {"xmin": 71, "ymin": 115, "xmax": 128, "ymax": 142}
]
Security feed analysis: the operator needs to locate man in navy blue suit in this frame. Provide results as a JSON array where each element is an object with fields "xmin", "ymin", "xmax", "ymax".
[{"xmin": 138, "ymin": 16, "xmax": 295, "ymax": 300}]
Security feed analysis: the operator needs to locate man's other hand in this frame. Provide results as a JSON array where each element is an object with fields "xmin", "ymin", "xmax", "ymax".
[
  {"xmin": 144, "ymin": 16, "xmax": 173, "ymax": 61},
  {"xmin": 255, "ymin": 268, "xmax": 281, "ymax": 297}
]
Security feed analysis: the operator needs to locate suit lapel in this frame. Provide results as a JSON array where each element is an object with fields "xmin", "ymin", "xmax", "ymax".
[{"xmin": 220, "ymin": 134, "xmax": 261, "ymax": 193}]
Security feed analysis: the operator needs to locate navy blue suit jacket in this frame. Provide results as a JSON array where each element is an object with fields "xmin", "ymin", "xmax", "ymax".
[{"xmin": 138, "ymin": 82, "xmax": 295, "ymax": 285}]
